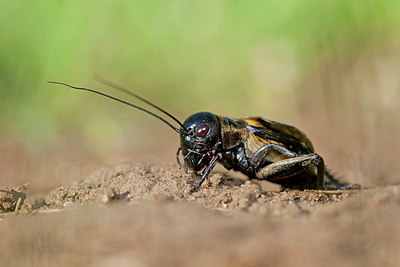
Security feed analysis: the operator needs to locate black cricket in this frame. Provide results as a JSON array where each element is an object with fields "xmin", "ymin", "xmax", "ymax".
[{"xmin": 48, "ymin": 79, "xmax": 359, "ymax": 192}]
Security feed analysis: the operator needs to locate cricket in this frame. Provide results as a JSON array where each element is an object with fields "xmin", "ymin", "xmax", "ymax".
[{"xmin": 48, "ymin": 79, "xmax": 360, "ymax": 192}]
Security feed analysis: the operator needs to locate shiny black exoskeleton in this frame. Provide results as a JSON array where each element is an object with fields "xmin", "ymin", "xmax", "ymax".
[
  {"xmin": 179, "ymin": 112, "xmax": 222, "ymax": 172},
  {"xmin": 178, "ymin": 112, "xmax": 358, "ymax": 191}
]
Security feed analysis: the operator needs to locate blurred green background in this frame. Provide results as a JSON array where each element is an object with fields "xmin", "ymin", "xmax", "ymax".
[{"xmin": 1, "ymin": 0, "xmax": 400, "ymax": 189}]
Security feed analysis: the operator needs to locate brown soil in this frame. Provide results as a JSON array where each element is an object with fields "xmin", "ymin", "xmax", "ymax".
[
  {"xmin": 0, "ymin": 186, "xmax": 26, "ymax": 212},
  {"xmin": 1, "ymin": 162, "xmax": 399, "ymax": 266}
]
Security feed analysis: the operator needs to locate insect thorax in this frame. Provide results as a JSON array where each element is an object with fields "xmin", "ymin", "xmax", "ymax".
[
  {"xmin": 220, "ymin": 144, "xmax": 255, "ymax": 177},
  {"xmin": 219, "ymin": 117, "xmax": 248, "ymax": 150}
]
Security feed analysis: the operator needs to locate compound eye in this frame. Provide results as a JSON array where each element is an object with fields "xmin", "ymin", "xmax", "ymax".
[{"xmin": 195, "ymin": 123, "xmax": 209, "ymax": 137}]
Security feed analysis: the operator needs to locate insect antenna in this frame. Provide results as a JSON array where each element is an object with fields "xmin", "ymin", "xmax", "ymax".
[
  {"xmin": 94, "ymin": 75, "xmax": 188, "ymax": 133},
  {"xmin": 47, "ymin": 81, "xmax": 182, "ymax": 133}
]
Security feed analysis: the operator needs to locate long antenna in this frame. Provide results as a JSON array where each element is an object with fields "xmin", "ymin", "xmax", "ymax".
[
  {"xmin": 94, "ymin": 75, "xmax": 187, "ymax": 133},
  {"xmin": 47, "ymin": 81, "xmax": 181, "ymax": 133}
]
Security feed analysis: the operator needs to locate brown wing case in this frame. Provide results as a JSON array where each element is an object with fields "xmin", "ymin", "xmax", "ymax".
[{"xmin": 243, "ymin": 117, "xmax": 314, "ymax": 155}]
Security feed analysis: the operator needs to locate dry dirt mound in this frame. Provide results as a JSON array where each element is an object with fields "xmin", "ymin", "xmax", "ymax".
[
  {"xmin": 43, "ymin": 162, "xmax": 358, "ymax": 216},
  {"xmin": 1, "ymin": 162, "xmax": 399, "ymax": 267}
]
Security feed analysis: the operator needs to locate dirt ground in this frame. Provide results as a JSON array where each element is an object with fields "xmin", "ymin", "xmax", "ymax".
[{"xmin": 1, "ymin": 160, "xmax": 400, "ymax": 267}]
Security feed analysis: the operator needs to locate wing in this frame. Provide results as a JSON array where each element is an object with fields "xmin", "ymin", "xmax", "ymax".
[{"xmin": 242, "ymin": 117, "xmax": 314, "ymax": 156}]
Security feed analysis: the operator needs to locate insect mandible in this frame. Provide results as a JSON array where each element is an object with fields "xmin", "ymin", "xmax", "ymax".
[{"xmin": 48, "ymin": 79, "xmax": 359, "ymax": 192}]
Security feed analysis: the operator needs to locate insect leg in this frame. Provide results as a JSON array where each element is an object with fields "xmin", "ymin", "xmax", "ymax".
[
  {"xmin": 250, "ymin": 143, "xmax": 297, "ymax": 169},
  {"xmin": 184, "ymin": 149, "xmax": 199, "ymax": 170},
  {"xmin": 255, "ymin": 153, "xmax": 325, "ymax": 189},
  {"xmin": 324, "ymin": 169, "xmax": 361, "ymax": 190},
  {"xmin": 190, "ymin": 153, "xmax": 222, "ymax": 192},
  {"xmin": 197, "ymin": 141, "xmax": 222, "ymax": 166},
  {"xmin": 176, "ymin": 147, "xmax": 182, "ymax": 169}
]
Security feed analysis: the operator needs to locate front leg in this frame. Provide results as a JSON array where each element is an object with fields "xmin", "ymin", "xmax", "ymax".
[
  {"xmin": 176, "ymin": 147, "xmax": 182, "ymax": 169},
  {"xmin": 255, "ymin": 153, "xmax": 325, "ymax": 189},
  {"xmin": 190, "ymin": 153, "xmax": 222, "ymax": 192}
]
